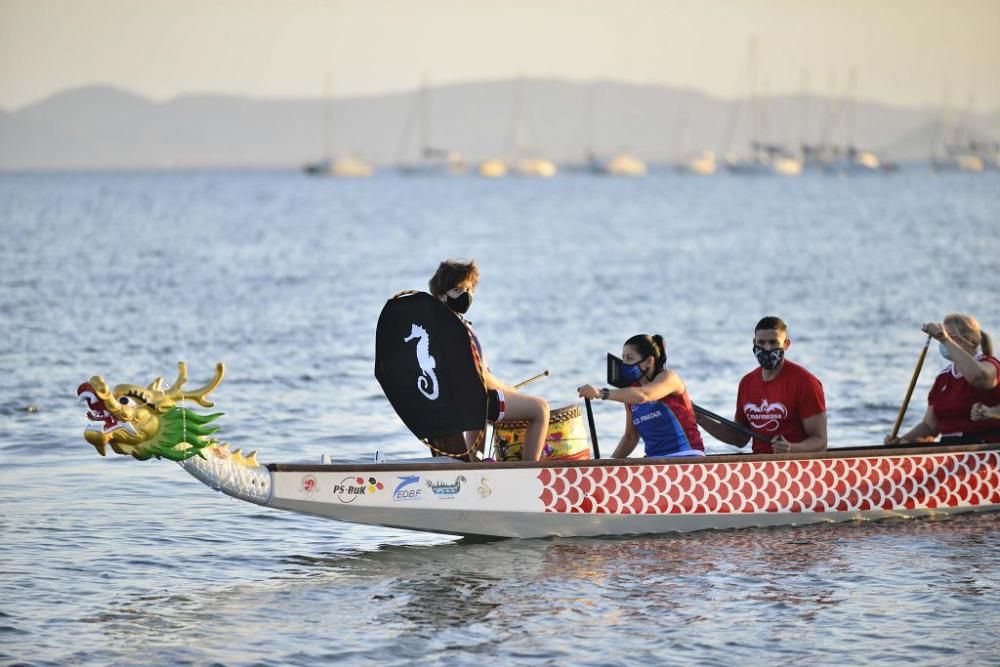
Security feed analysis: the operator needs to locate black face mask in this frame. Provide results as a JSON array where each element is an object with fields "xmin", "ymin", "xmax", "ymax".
[
  {"xmin": 446, "ymin": 291, "xmax": 472, "ymax": 314},
  {"xmin": 753, "ymin": 345, "xmax": 784, "ymax": 371}
]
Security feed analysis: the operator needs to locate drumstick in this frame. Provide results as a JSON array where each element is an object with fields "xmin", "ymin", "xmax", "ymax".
[{"xmin": 515, "ymin": 369, "xmax": 550, "ymax": 389}]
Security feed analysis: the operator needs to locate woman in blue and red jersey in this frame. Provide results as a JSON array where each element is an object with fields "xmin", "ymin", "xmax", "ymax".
[
  {"xmin": 578, "ymin": 334, "xmax": 704, "ymax": 458},
  {"xmin": 887, "ymin": 313, "xmax": 1000, "ymax": 445}
]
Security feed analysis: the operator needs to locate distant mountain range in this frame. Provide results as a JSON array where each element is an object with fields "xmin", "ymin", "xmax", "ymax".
[{"xmin": 2, "ymin": 79, "xmax": 998, "ymax": 170}]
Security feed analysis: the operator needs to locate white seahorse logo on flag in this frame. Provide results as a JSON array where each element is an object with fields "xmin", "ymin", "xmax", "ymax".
[{"xmin": 404, "ymin": 323, "xmax": 439, "ymax": 400}]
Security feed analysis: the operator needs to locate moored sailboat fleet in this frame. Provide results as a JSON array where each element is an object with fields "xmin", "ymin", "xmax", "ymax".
[{"xmin": 303, "ymin": 72, "xmax": 996, "ymax": 179}]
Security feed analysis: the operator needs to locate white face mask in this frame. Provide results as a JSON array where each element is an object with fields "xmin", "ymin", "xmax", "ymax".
[{"xmin": 939, "ymin": 342, "xmax": 952, "ymax": 361}]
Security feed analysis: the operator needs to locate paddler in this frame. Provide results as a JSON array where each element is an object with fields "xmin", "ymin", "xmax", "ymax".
[
  {"xmin": 887, "ymin": 314, "xmax": 1000, "ymax": 445},
  {"xmin": 577, "ymin": 334, "xmax": 704, "ymax": 458},
  {"xmin": 696, "ymin": 316, "xmax": 828, "ymax": 454}
]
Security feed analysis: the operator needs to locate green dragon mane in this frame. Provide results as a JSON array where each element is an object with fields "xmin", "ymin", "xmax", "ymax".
[{"xmin": 139, "ymin": 407, "xmax": 224, "ymax": 462}]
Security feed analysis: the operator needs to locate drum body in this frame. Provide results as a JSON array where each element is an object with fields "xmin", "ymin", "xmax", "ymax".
[{"xmin": 494, "ymin": 404, "xmax": 592, "ymax": 461}]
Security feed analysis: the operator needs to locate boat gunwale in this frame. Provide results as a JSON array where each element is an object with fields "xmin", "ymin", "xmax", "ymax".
[{"xmin": 267, "ymin": 442, "xmax": 1000, "ymax": 473}]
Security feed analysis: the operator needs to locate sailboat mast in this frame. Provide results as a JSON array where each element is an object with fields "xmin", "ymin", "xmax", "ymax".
[
  {"xmin": 799, "ymin": 69, "xmax": 810, "ymax": 147},
  {"xmin": 323, "ymin": 73, "xmax": 334, "ymax": 162},
  {"xmin": 584, "ymin": 83, "xmax": 596, "ymax": 160},
  {"xmin": 419, "ymin": 75, "xmax": 430, "ymax": 156},
  {"xmin": 940, "ymin": 81, "xmax": 952, "ymax": 154},
  {"xmin": 510, "ymin": 76, "xmax": 526, "ymax": 159},
  {"xmin": 749, "ymin": 36, "xmax": 760, "ymax": 147},
  {"xmin": 822, "ymin": 70, "xmax": 839, "ymax": 152},
  {"xmin": 846, "ymin": 68, "xmax": 858, "ymax": 151}
]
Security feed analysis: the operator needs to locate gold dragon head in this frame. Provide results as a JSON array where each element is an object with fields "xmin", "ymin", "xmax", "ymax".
[{"xmin": 77, "ymin": 362, "xmax": 225, "ymax": 461}]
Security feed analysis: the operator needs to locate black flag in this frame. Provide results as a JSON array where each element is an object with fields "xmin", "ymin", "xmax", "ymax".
[{"xmin": 375, "ymin": 292, "xmax": 487, "ymax": 439}]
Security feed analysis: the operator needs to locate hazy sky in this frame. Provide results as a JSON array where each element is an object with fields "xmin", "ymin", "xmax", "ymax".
[{"xmin": 2, "ymin": 0, "xmax": 998, "ymax": 112}]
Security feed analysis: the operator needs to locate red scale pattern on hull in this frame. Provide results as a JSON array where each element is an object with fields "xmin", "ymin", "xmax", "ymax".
[{"xmin": 536, "ymin": 452, "xmax": 1000, "ymax": 515}]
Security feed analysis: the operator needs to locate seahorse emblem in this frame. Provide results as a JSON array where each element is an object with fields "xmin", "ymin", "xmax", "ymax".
[{"xmin": 403, "ymin": 323, "xmax": 439, "ymax": 400}]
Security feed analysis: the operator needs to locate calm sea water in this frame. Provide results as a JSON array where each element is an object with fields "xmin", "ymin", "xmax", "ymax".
[{"xmin": 1, "ymin": 169, "xmax": 998, "ymax": 665}]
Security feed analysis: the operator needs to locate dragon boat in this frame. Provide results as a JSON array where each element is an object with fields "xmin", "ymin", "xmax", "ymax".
[{"xmin": 77, "ymin": 363, "xmax": 1000, "ymax": 539}]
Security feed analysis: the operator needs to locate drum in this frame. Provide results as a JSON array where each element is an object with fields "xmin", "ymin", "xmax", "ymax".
[{"xmin": 493, "ymin": 404, "xmax": 592, "ymax": 462}]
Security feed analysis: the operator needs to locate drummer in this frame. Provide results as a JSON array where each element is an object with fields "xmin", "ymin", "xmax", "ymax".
[
  {"xmin": 429, "ymin": 259, "xmax": 550, "ymax": 461},
  {"xmin": 577, "ymin": 334, "xmax": 704, "ymax": 458}
]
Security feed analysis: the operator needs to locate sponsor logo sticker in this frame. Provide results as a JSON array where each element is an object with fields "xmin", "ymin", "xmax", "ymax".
[
  {"xmin": 333, "ymin": 476, "xmax": 384, "ymax": 504},
  {"xmin": 426, "ymin": 475, "xmax": 467, "ymax": 499},
  {"xmin": 300, "ymin": 474, "xmax": 319, "ymax": 495},
  {"xmin": 393, "ymin": 475, "xmax": 423, "ymax": 502}
]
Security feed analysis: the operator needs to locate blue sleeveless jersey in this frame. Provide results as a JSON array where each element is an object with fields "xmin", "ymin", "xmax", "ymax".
[{"xmin": 629, "ymin": 399, "xmax": 693, "ymax": 457}]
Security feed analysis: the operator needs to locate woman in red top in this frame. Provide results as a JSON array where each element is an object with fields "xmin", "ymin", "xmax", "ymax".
[{"xmin": 887, "ymin": 314, "xmax": 1000, "ymax": 445}]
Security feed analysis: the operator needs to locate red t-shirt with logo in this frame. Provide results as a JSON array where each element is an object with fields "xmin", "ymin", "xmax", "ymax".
[
  {"xmin": 928, "ymin": 355, "xmax": 1000, "ymax": 436},
  {"xmin": 735, "ymin": 360, "xmax": 826, "ymax": 454}
]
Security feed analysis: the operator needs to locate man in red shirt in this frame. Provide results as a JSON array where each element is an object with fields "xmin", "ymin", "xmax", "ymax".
[{"xmin": 697, "ymin": 316, "xmax": 828, "ymax": 454}]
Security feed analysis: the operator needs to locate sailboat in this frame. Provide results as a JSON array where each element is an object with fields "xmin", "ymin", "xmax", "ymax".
[
  {"xmin": 598, "ymin": 152, "xmax": 647, "ymax": 176},
  {"xmin": 514, "ymin": 156, "xmax": 558, "ymax": 177},
  {"xmin": 580, "ymin": 85, "xmax": 646, "ymax": 176},
  {"xmin": 682, "ymin": 151, "xmax": 717, "ymax": 175},
  {"xmin": 395, "ymin": 78, "xmax": 466, "ymax": 176},
  {"xmin": 673, "ymin": 96, "xmax": 715, "ymax": 175},
  {"xmin": 932, "ymin": 87, "xmax": 986, "ymax": 173},
  {"xmin": 967, "ymin": 141, "xmax": 1000, "ymax": 171},
  {"xmin": 482, "ymin": 77, "xmax": 557, "ymax": 178},
  {"xmin": 800, "ymin": 70, "xmax": 841, "ymax": 171},
  {"xmin": 303, "ymin": 73, "xmax": 375, "ymax": 178},
  {"xmin": 822, "ymin": 70, "xmax": 884, "ymax": 174},
  {"xmin": 724, "ymin": 39, "xmax": 802, "ymax": 176},
  {"xmin": 477, "ymin": 158, "xmax": 508, "ymax": 178},
  {"xmin": 727, "ymin": 142, "xmax": 802, "ymax": 176}
]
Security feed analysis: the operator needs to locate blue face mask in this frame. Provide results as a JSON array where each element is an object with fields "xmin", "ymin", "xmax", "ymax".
[
  {"xmin": 939, "ymin": 342, "xmax": 952, "ymax": 361},
  {"xmin": 620, "ymin": 361, "xmax": 645, "ymax": 382}
]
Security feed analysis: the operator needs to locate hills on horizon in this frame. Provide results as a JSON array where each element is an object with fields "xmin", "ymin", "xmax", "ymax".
[{"xmin": 2, "ymin": 79, "xmax": 999, "ymax": 171}]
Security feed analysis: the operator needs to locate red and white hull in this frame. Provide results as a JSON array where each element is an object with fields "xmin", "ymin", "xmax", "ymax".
[{"xmin": 246, "ymin": 444, "xmax": 1000, "ymax": 538}]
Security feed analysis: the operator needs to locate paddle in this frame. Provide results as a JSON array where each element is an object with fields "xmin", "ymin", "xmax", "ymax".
[
  {"xmin": 691, "ymin": 403, "xmax": 774, "ymax": 447},
  {"xmin": 584, "ymin": 398, "xmax": 601, "ymax": 459},
  {"xmin": 890, "ymin": 334, "xmax": 932, "ymax": 441}
]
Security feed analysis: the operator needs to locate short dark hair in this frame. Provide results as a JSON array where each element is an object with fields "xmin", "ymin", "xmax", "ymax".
[
  {"xmin": 754, "ymin": 316, "xmax": 787, "ymax": 334},
  {"xmin": 428, "ymin": 259, "xmax": 479, "ymax": 297}
]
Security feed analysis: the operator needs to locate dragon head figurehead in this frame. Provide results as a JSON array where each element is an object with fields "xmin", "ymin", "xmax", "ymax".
[{"xmin": 77, "ymin": 362, "xmax": 226, "ymax": 461}]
